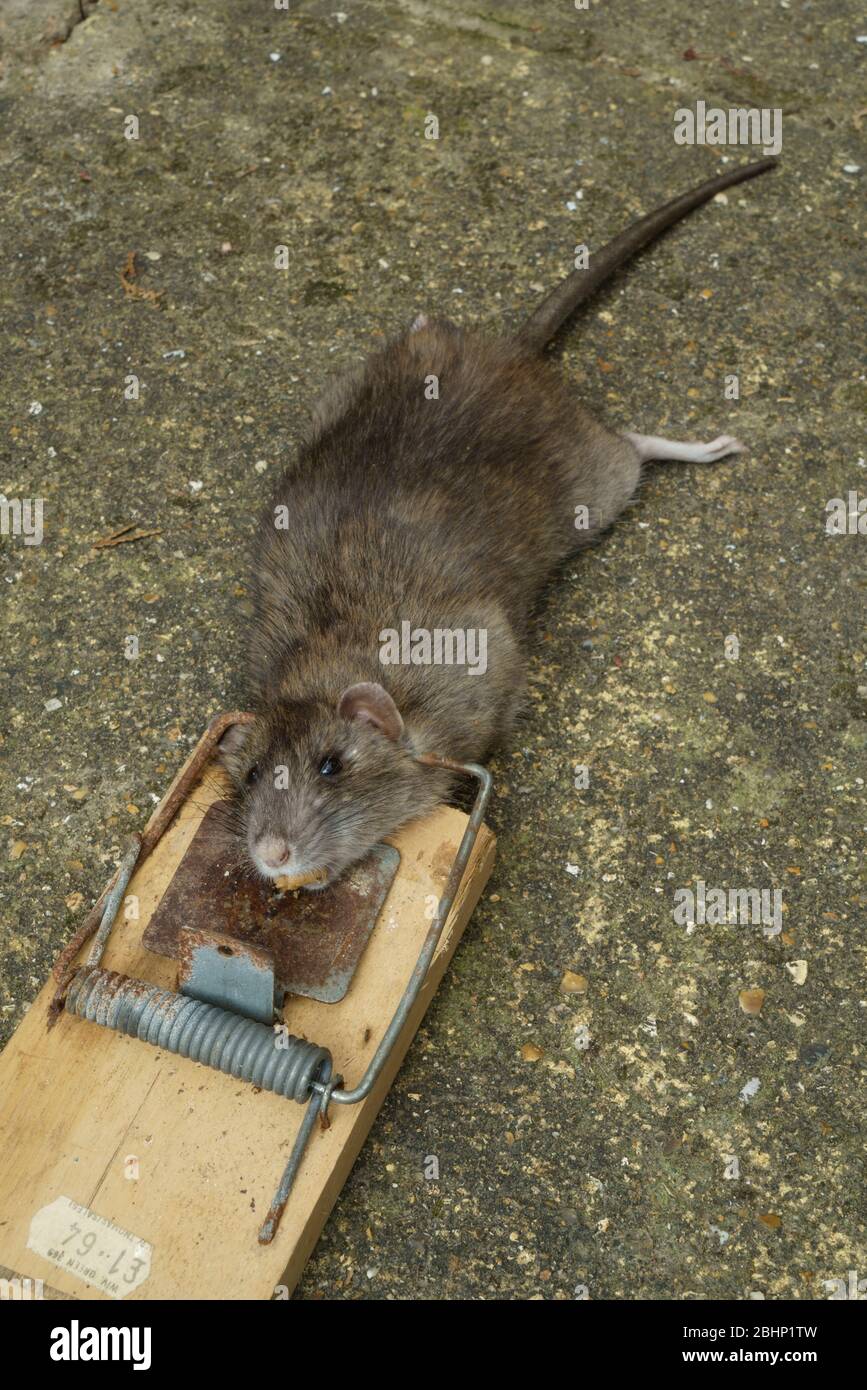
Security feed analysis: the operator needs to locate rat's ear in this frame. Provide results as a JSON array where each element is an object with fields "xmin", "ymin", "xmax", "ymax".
[
  {"xmin": 338, "ymin": 682, "xmax": 404, "ymax": 742},
  {"xmin": 218, "ymin": 722, "xmax": 252, "ymax": 760}
]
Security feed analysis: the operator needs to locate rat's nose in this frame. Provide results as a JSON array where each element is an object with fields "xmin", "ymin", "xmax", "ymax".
[{"xmin": 257, "ymin": 835, "xmax": 292, "ymax": 870}]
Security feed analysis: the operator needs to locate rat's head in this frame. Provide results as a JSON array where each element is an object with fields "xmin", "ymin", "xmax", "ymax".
[{"xmin": 219, "ymin": 683, "xmax": 438, "ymax": 888}]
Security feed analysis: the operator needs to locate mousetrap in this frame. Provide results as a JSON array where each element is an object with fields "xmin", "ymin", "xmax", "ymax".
[{"xmin": 0, "ymin": 713, "xmax": 495, "ymax": 1300}]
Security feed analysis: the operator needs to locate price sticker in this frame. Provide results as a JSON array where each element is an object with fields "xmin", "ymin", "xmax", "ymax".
[{"xmin": 27, "ymin": 1196, "xmax": 151, "ymax": 1299}]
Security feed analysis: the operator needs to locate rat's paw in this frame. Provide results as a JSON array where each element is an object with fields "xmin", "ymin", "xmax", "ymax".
[{"xmin": 695, "ymin": 434, "xmax": 747, "ymax": 462}]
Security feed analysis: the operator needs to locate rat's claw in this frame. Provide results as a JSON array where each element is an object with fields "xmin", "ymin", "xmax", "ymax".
[{"xmin": 695, "ymin": 434, "xmax": 747, "ymax": 462}]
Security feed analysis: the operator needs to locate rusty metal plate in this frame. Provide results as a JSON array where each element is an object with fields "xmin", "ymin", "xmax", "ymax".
[{"xmin": 143, "ymin": 805, "xmax": 400, "ymax": 1003}]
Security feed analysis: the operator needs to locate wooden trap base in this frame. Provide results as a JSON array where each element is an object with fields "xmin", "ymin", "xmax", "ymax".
[{"xmin": 0, "ymin": 750, "xmax": 494, "ymax": 1300}]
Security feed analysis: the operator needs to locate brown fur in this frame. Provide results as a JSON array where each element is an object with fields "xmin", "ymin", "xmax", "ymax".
[
  {"xmin": 223, "ymin": 158, "xmax": 776, "ymax": 884},
  {"xmin": 223, "ymin": 321, "xmax": 639, "ymax": 886}
]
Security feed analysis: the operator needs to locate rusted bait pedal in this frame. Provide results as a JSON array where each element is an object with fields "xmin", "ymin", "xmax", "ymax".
[
  {"xmin": 50, "ymin": 712, "xmax": 492, "ymax": 1247},
  {"xmin": 144, "ymin": 808, "xmax": 401, "ymax": 1010}
]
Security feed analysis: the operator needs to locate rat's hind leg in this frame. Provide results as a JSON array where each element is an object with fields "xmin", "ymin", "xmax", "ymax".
[
  {"xmin": 624, "ymin": 430, "xmax": 745, "ymax": 464},
  {"xmin": 564, "ymin": 415, "xmax": 643, "ymax": 550}
]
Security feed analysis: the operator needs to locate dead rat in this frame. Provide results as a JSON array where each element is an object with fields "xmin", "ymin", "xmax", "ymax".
[{"xmin": 220, "ymin": 157, "xmax": 777, "ymax": 888}]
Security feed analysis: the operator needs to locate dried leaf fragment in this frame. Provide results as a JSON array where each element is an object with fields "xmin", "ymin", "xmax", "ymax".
[
  {"xmin": 739, "ymin": 988, "xmax": 766, "ymax": 1015},
  {"xmin": 786, "ymin": 960, "xmax": 808, "ymax": 986},
  {"xmin": 560, "ymin": 970, "xmax": 587, "ymax": 994}
]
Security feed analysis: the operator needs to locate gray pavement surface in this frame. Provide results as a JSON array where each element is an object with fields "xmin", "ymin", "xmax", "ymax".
[{"xmin": 1, "ymin": 0, "xmax": 865, "ymax": 1299}]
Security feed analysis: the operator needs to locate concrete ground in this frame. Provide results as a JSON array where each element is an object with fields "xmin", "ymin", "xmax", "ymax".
[{"xmin": 1, "ymin": 0, "xmax": 864, "ymax": 1300}]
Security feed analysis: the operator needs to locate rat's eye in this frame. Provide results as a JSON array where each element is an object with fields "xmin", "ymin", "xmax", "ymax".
[
  {"xmin": 318, "ymin": 755, "xmax": 342, "ymax": 777},
  {"xmin": 246, "ymin": 763, "xmax": 260, "ymax": 787}
]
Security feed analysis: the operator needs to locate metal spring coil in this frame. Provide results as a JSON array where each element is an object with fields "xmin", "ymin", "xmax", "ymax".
[{"xmin": 65, "ymin": 967, "xmax": 332, "ymax": 1103}]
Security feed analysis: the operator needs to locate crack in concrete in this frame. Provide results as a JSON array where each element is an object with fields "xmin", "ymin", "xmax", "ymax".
[{"xmin": 56, "ymin": 1, "xmax": 101, "ymax": 46}]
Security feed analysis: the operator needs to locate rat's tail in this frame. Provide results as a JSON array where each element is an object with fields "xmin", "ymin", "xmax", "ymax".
[{"xmin": 514, "ymin": 156, "xmax": 777, "ymax": 354}]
